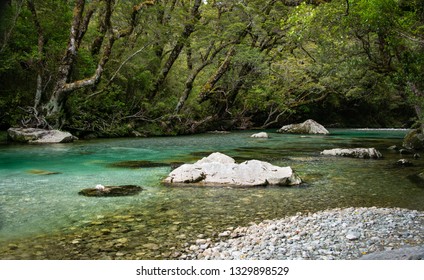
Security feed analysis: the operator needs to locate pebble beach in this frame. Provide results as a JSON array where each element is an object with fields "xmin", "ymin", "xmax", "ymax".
[{"xmin": 183, "ymin": 207, "xmax": 424, "ymax": 260}]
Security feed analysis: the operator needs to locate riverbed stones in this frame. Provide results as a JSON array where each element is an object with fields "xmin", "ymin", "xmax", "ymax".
[
  {"xmin": 277, "ymin": 119, "xmax": 329, "ymax": 135},
  {"xmin": 163, "ymin": 152, "xmax": 302, "ymax": 187},
  {"xmin": 7, "ymin": 127, "xmax": 77, "ymax": 143},
  {"xmin": 185, "ymin": 207, "xmax": 424, "ymax": 260},
  {"xmin": 321, "ymin": 148, "xmax": 383, "ymax": 159}
]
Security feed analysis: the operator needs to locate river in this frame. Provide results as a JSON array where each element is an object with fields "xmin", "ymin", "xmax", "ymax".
[{"xmin": 0, "ymin": 129, "xmax": 423, "ymax": 259}]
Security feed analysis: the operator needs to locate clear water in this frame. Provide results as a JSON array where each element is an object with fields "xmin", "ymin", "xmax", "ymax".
[{"xmin": 0, "ymin": 129, "xmax": 423, "ymax": 259}]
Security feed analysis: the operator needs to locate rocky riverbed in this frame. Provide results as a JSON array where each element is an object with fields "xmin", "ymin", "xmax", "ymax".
[{"xmin": 183, "ymin": 207, "xmax": 424, "ymax": 260}]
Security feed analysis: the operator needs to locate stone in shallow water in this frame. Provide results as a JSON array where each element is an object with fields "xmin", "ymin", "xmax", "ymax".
[
  {"xmin": 395, "ymin": 159, "xmax": 413, "ymax": 167},
  {"xmin": 163, "ymin": 152, "xmax": 302, "ymax": 187},
  {"xmin": 108, "ymin": 160, "xmax": 168, "ymax": 168},
  {"xmin": 321, "ymin": 148, "xmax": 382, "ymax": 159},
  {"xmin": 26, "ymin": 169, "xmax": 61, "ymax": 175},
  {"xmin": 78, "ymin": 185, "xmax": 143, "ymax": 197},
  {"xmin": 250, "ymin": 132, "xmax": 269, "ymax": 138},
  {"xmin": 7, "ymin": 127, "xmax": 77, "ymax": 143},
  {"xmin": 277, "ymin": 119, "xmax": 329, "ymax": 135}
]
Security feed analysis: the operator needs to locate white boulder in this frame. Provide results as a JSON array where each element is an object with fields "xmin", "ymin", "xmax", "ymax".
[
  {"xmin": 250, "ymin": 132, "xmax": 269, "ymax": 138},
  {"xmin": 321, "ymin": 148, "xmax": 382, "ymax": 159},
  {"xmin": 7, "ymin": 128, "xmax": 77, "ymax": 143},
  {"xmin": 277, "ymin": 119, "xmax": 329, "ymax": 134},
  {"xmin": 163, "ymin": 152, "xmax": 302, "ymax": 187}
]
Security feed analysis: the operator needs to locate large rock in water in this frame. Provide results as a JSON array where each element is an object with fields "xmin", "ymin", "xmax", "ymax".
[
  {"xmin": 163, "ymin": 152, "xmax": 302, "ymax": 187},
  {"xmin": 321, "ymin": 148, "xmax": 382, "ymax": 159},
  {"xmin": 403, "ymin": 129, "xmax": 424, "ymax": 150},
  {"xmin": 7, "ymin": 128, "xmax": 77, "ymax": 143},
  {"xmin": 277, "ymin": 119, "xmax": 329, "ymax": 134}
]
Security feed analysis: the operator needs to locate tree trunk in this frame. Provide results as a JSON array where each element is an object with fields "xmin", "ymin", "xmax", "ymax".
[
  {"xmin": 198, "ymin": 47, "xmax": 236, "ymax": 103},
  {"xmin": 150, "ymin": 0, "xmax": 202, "ymax": 98},
  {"xmin": 174, "ymin": 40, "xmax": 231, "ymax": 114},
  {"xmin": 409, "ymin": 81, "xmax": 424, "ymax": 131},
  {"xmin": 42, "ymin": 0, "xmax": 154, "ymax": 128},
  {"xmin": 27, "ymin": 0, "xmax": 44, "ymax": 117},
  {"xmin": 43, "ymin": 0, "xmax": 86, "ymax": 128}
]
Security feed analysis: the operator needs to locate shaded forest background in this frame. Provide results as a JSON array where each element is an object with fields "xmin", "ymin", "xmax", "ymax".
[{"xmin": 0, "ymin": 0, "xmax": 423, "ymax": 138}]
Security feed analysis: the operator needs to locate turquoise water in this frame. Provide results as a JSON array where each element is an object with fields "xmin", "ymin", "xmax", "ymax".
[{"xmin": 0, "ymin": 129, "xmax": 423, "ymax": 259}]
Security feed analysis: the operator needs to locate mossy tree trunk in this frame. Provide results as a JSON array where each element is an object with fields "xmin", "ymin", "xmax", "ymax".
[{"xmin": 41, "ymin": 0, "xmax": 154, "ymax": 129}]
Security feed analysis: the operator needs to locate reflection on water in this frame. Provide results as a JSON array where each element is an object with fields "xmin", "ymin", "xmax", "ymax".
[{"xmin": 0, "ymin": 129, "xmax": 423, "ymax": 259}]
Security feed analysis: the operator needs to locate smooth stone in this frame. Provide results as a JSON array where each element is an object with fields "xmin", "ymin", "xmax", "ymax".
[
  {"xmin": 116, "ymin": 238, "xmax": 128, "ymax": 243},
  {"xmin": 250, "ymin": 132, "xmax": 269, "ymax": 138},
  {"xmin": 8, "ymin": 244, "xmax": 19, "ymax": 250},
  {"xmin": 360, "ymin": 246, "xmax": 424, "ymax": 260},
  {"xmin": 163, "ymin": 152, "xmax": 302, "ymax": 187},
  {"xmin": 143, "ymin": 243, "xmax": 160, "ymax": 250},
  {"xmin": 78, "ymin": 185, "xmax": 143, "ymax": 197},
  {"xmin": 7, "ymin": 127, "xmax": 77, "ymax": 143},
  {"xmin": 346, "ymin": 231, "xmax": 360, "ymax": 240},
  {"xmin": 321, "ymin": 148, "xmax": 382, "ymax": 159},
  {"xmin": 395, "ymin": 159, "xmax": 413, "ymax": 167},
  {"xmin": 26, "ymin": 169, "xmax": 61, "ymax": 175},
  {"xmin": 196, "ymin": 239, "xmax": 207, "ymax": 245},
  {"xmin": 277, "ymin": 119, "xmax": 329, "ymax": 135}
]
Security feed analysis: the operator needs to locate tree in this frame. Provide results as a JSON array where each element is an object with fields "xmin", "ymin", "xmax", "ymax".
[
  {"xmin": 343, "ymin": 0, "xmax": 424, "ymax": 128},
  {"xmin": 3, "ymin": 0, "xmax": 155, "ymax": 129},
  {"xmin": 265, "ymin": 0, "xmax": 421, "ymax": 128},
  {"xmin": 1, "ymin": 0, "xmax": 420, "ymax": 135}
]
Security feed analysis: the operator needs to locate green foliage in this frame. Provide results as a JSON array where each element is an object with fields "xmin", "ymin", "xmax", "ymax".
[
  {"xmin": 67, "ymin": 85, "xmax": 133, "ymax": 137},
  {"xmin": 1, "ymin": 0, "xmax": 421, "ymax": 134}
]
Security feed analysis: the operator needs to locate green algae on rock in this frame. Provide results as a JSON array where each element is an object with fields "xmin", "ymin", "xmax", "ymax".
[
  {"xmin": 78, "ymin": 185, "xmax": 143, "ymax": 197},
  {"xmin": 107, "ymin": 160, "xmax": 169, "ymax": 169}
]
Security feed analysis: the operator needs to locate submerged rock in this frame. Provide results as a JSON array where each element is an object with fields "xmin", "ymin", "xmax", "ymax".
[
  {"xmin": 395, "ymin": 159, "xmax": 413, "ymax": 167},
  {"xmin": 78, "ymin": 185, "xmax": 143, "ymax": 197},
  {"xmin": 26, "ymin": 169, "xmax": 61, "ymax": 175},
  {"xmin": 321, "ymin": 148, "xmax": 382, "ymax": 159},
  {"xmin": 7, "ymin": 127, "xmax": 77, "ymax": 143},
  {"xmin": 399, "ymin": 148, "xmax": 413, "ymax": 155},
  {"xmin": 163, "ymin": 152, "xmax": 302, "ymax": 187},
  {"xmin": 108, "ymin": 160, "xmax": 168, "ymax": 169},
  {"xmin": 277, "ymin": 119, "xmax": 329, "ymax": 135},
  {"xmin": 407, "ymin": 171, "xmax": 424, "ymax": 188},
  {"xmin": 250, "ymin": 132, "xmax": 269, "ymax": 138}
]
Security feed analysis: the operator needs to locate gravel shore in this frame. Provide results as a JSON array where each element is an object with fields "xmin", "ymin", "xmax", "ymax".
[{"xmin": 184, "ymin": 207, "xmax": 424, "ymax": 260}]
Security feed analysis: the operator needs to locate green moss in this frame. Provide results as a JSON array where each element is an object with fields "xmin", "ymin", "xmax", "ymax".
[
  {"xmin": 107, "ymin": 160, "xmax": 169, "ymax": 169},
  {"xmin": 78, "ymin": 185, "xmax": 143, "ymax": 197}
]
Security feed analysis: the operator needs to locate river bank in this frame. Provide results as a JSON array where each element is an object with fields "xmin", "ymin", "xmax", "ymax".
[{"xmin": 183, "ymin": 207, "xmax": 424, "ymax": 260}]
